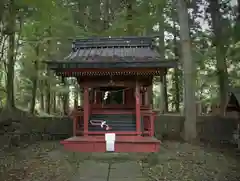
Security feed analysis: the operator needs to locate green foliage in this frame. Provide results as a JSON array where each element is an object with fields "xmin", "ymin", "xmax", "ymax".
[{"xmin": 0, "ymin": 0, "xmax": 240, "ymax": 113}]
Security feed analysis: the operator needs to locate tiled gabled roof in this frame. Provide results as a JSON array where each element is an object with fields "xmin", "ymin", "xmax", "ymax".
[
  {"xmin": 67, "ymin": 47, "xmax": 159, "ymax": 62},
  {"xmin": 46, "ymin": 36, "xmax": 177, "ymax": 69}
]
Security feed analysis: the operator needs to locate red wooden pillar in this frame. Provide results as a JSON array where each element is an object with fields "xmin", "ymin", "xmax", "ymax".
[
  {"xmin": 135, "ymin": 81, "xmax": 141, "ymax": 136},
  {"xmin": 83, "ymin": 86, "xmax": 89, "ymax": 136}
]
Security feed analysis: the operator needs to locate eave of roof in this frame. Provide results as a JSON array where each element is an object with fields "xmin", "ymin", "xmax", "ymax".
[
  {"xmin": 55, "ymin": 69, "xmax": 163, "ymax": 77},
  {"xmin": 46, "ymin": 59, "xmax": 177, "ymax": 69}
]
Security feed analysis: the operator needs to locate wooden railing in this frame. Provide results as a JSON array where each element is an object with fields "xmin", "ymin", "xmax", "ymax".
[
  {"xmin": 70, "ymin": 107, "xmax": 157, "ymax": 137},
  {"xmin": 142, "ymin": 111, "xmax": 157, "ymax": 136}
]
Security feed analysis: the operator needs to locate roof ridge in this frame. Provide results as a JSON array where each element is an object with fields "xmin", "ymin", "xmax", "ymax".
[
  {"xmin": 73, "ymin": 36, "xmax": 155, "ymax": 41},
  {"xmin": 72, "ymin": 36, "xmax": 155, "ymax": 50}
]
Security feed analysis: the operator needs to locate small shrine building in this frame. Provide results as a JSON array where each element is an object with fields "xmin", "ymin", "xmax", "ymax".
[{"xmin": 46, "ymin": 36, "xmax": 176, "ymax": 152}]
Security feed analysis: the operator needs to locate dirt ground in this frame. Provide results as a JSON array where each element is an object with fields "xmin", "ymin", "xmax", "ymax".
[
  {"xmin": 0, "ymin": 141, "xmax": 240, "ymax": 181},
  {"xmin": 141, "ymin": 141, "xmax": 240, "ymax": 181}
]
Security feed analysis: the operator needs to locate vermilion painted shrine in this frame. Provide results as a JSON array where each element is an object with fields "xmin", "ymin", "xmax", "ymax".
[{"xmin": 46, "ymin": 36, "xmax": 176, "ymax": 152}]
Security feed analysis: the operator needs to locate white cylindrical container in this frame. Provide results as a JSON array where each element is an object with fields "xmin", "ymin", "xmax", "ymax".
[
  {"xmin": 105, "ymin": 133, "xmax": 116, "ymax": 152},
  {"xmin": 106, "ymin": 140, "xmax": 115, "ymax": 152}
]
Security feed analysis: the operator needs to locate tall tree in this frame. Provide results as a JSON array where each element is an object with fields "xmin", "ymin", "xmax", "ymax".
[
  {"xmin": 209, "ymin": 0, "xmax": 229, "ymax": 115},
  {"xmin": 0, "ymin": 0, "xmax": 6, "ymax": 23},
  {"xmin": 5, "ymin": 0, "xmax": 17, "ymax": 110},
  {"xmin": 157, "ymin": 1, "xmax": 168, "ymax": 113},
  {"xmin": 103, "ymin": 0, "xmax": 110, "ymax": 30},
  {"xmin": 235, "ymin": 0, "xmax": 240, "ymax": 41},
  {"xmin": 172, "ymin": 13, "xmax": 180, "ymax": 112},
  {"xmin": 61, "ymin": 78, "xmax": 69, "ymax": 115},
  {"xmin": 126, "ymin": 0, "xmax": 135, "ymax": 35},
  {"xmin": 176, "ymin": 0, "xmax": 197, "ymax": 141},
  {"xmin": 29, "ymin": 45, "xmax": 39, "ymax": 114}
]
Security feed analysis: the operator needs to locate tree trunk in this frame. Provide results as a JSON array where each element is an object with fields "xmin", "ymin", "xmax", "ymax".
[
  {"xmin": 62, "ymin": 78, "xmax": 69, "ymax": 115},
  {"xmin": 103, "ymin": 0, "xmax": 110, "ymax": 30},
  {"xmin": 76, "ymin": 1, "xmax": 88, "ymax": 31},
  {"xmin": 126, "ymin": 0, "xmax": 134, "ymax": 35},
  {"xmin": 159, "ymin": 75, "xmax": 165, "ymax": 113},
  {"xmin": 173, "ymin": 69, "xmax": 180, "ymax": 112},
  {"xmin": 235, "ymin": 0, "xmax": 240, "ymax": 41},
  {"xmin": 52, "ymin": 91, "xmax": 56, "ymax": 113},
  {"xmin": 92, "ymin": 0, "xmax": 101, "ymax": 33},
  {"xmin": 159, "ymin": 74, "xmax": 168, "ymax": 113},
  {"xmin": 238, "ymin": 0, "xmax": 240, "ymax": 19},
  {"xmin": 0, "ymin": 0, "xmax": 6, "ymax": 23},
  {"xmin": 29, "ymin": 45, "xmax": 39, "ymax": 114},
  {"xmin": 148, "ymin": 85, "xmax": 153, "ymax": 108},
  {"xmin": 57, "ymin": 93, "xmax": 61, "ymax": 111},
  {"xmin": 79, "ymin": 89, "xmax": 83, "ymax": 106},
  {"xmin": 62, "ymin": 94, "xmax": 69, "ymax": 115},
  {"xmin": 162, "ymin": 74, "xmax": 168, "ymax": 112},
  {"xmin": 209, "ymin": 0, "xmax": 228, "ymax": 116},
  {"xmin": 44, "ymin": 27, "xmax": 52, "ymax": 114},
  {"xmin": 176, "ymin": 0, "xmax": 197, "ymax": 141},
  {"xmin": 74, "ymin": 90, "xmax": 78, "ymax": 108},
  {"xmin": 39, "ymin": 90, "xmax": 44, "ymax": 111},
  {"xmin": 5, "ymin": 0, "xmax": 16, "ymax": 110},
  {"xmin": 45, "ymin": 78, "xmax": 51, "ymax": 114},
  {"xmin": 173, "ymin": 18, "xmax": 180, "ymax": 112},
  {"xmin": 0, "ymin": 36, "xmax": 7, "ymax": 63},
  {"xmin": 157, "ymin": 2, "xmax": 167, "ymax": 113}
]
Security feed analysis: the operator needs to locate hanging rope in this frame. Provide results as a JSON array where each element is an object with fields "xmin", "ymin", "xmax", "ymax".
[
  {"xmin": 89, "ymin": 120, "xmax": 112, "ymax": 130},
  {"xmin": 99, "ymin": 87, "xmax": 132, "ymax": 93},
  {"xmin": 102, "ymin": 87, "xmax": 132, "ymax": 101}
]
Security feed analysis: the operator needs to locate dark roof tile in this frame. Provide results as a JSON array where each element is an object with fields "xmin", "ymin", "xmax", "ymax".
[
  {"xmin": 46, "ymin": 36, "xmax": 177, "ymax": 69},
  {"xmin": 67, "ymin": 47, "xmax": 160, "ymax": 63}
]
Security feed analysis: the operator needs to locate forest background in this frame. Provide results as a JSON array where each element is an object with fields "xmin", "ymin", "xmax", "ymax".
[{"xmin": 0, "ymin": 0, "xmax": 240, "ymax": 141}]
